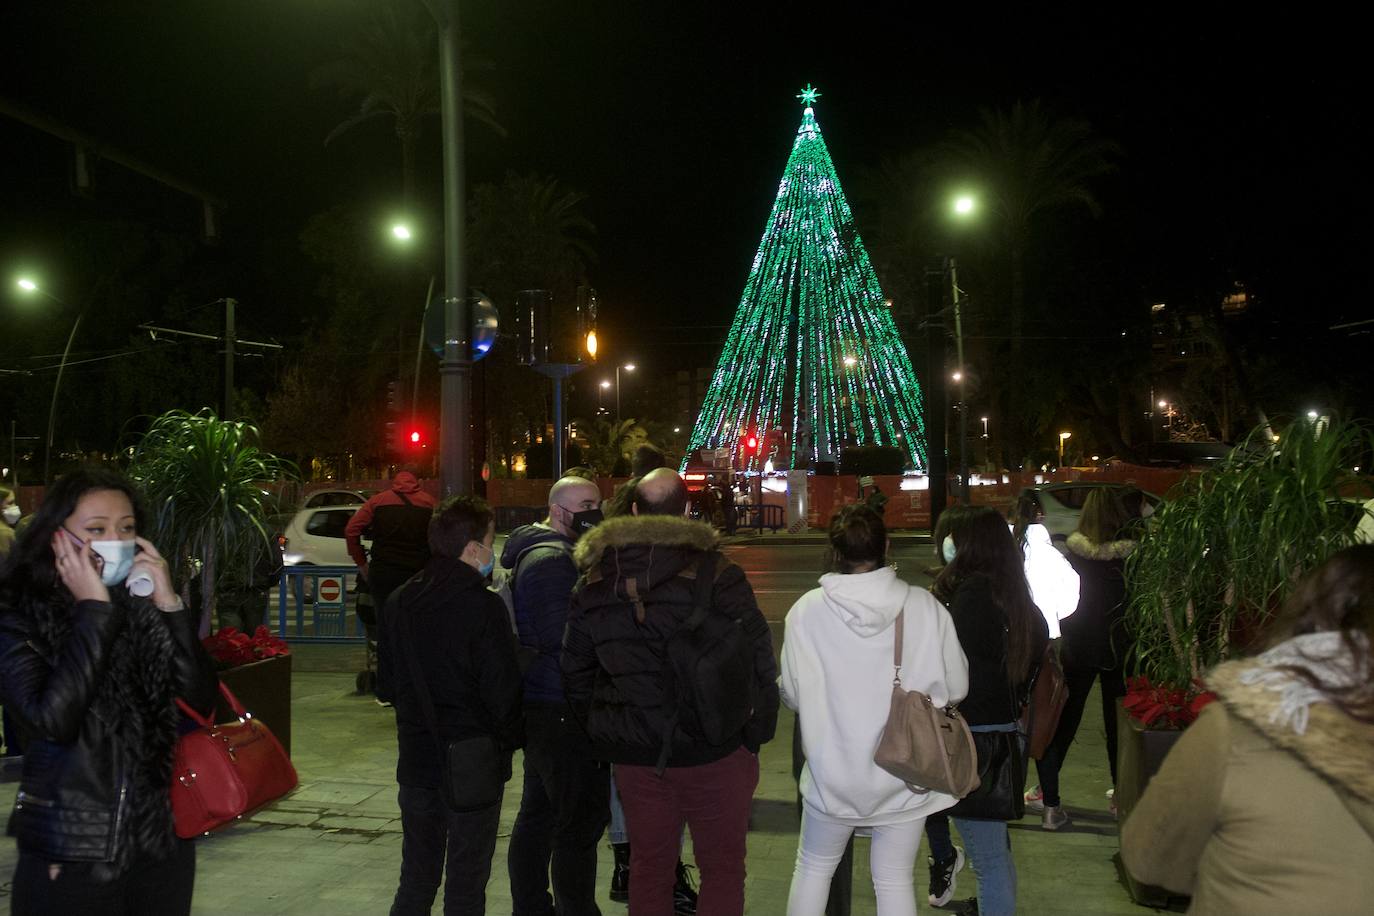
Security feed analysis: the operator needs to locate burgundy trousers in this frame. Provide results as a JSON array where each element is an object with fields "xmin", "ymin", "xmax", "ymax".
[{"xmin": 615, "ymin": 746, "xmax": 759, "ymax": 916}]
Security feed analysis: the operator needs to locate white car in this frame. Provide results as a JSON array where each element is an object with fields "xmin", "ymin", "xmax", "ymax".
[
  {"xmin": 1019, "ymin": 483, "xmax": 1161, "ymax": 548},
  {"xmin": 302, "ymin": 488, "xmax": 374, "ymax": 509},
  {"xmin": 281, "ymin": 505, "xmax": 368, "ymax": 568}
]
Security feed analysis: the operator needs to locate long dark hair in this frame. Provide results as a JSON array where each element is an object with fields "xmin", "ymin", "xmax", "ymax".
[
  {"xmin": 1268, "ymin": 544, "xmax": 1374, "ymax": 723},
  {"xmin": 934, "ymin": 506, "xmax": 1041, "ymax": 683},
  {"xmin": 1010, "ymin": 492, "xmax": 1043, "ymax": 550},
  {"xmin": 0, "ymin": 467, "xmax": 147, "ymax": 594}
]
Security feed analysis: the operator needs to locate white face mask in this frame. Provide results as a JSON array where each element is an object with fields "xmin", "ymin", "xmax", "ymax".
[{"xmin": 2, "ymin": 505, "xmax": 18, "ymax": 526}]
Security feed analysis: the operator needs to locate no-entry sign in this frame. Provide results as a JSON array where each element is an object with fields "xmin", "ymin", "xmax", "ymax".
[{"xmin": 317, "ymin": 577, "xmax": 342, "ymax": 604}]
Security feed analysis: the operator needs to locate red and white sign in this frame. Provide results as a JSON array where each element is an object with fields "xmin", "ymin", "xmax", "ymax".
[{"xmin": 317, "ymin": 577, "xmax": 342, "ymax": 604}]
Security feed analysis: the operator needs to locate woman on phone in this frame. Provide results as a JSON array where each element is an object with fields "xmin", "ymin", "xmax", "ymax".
[{"xmin": 0, "ymin": 467, "xmax": 218, "ymax": 916}]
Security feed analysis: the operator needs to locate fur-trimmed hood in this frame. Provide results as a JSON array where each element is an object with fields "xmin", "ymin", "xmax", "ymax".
[
  {"xmin": 574, "ymin": 514, "xmax": 719, "ymax": 573},
  {"xmin": 1066, "ymin": 531, "xmax": 1136, "ymax": 561},
  {"xmin": 1208, "ymin": 656, "xmax": 1374, "ymax": 838}
]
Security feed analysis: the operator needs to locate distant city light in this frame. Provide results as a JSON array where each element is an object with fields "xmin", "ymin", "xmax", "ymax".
[{"xmin": 600, "ymin": 380, "xmax": 611, "ymax": 389}]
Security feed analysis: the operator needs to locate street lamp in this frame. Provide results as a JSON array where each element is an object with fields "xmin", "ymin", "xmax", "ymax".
[
  {"xmin": 948, "ymin": 193, "xmax": 977, "ymax": 503},
  {"xmin": 391, "ymin": 222, "xmax": 413, "ymax": 242},
  {"xmin": 1058, "ymin": 431, "xmax": 1072, "ymax": 467},
  {"xmin": 615, "ymin": 363, "xmax": 636, "ymax": 424},
  {"xmin": 16, "ymin": 278, "xmax": 84, "ymax": 483},
  {"xmin": 599, "ymin": 379, "xmax": 611, "ymax": 414}
]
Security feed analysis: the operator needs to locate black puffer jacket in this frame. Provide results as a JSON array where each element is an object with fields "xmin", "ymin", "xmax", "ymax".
[
  {"xmin": 0, "ymin": 588, "xmax": 217, "ymax": 870},
  {"xmin": 562, "ymin": 515, "xmax": 779, "ymax": 767},
  {"xmin": 1060, "ymin": 532, "xmax": 1137, "ymax": 670}
]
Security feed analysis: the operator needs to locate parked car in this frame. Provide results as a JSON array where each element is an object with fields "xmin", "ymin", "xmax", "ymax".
[
  {"xmin": 1018, "ymin": 482, "xmax": 1161, "ymax": 547},
  {"xmin": 302, "ymin": 488, "xmax": 374, "ymax": 509},
  {"xmin": 281, "ymin": 505, "xmax": 369, "ymax": 567}
]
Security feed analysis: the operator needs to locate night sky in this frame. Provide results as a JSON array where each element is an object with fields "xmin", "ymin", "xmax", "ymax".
[{"xmin": 1, "ymin": 3, "xmax": 1362, "ymax": 379}]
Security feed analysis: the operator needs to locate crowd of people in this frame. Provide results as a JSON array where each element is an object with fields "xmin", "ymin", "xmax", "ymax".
[{"xmin": 0, "ymin": 459, "xmax": 1370, "ymax": 915}]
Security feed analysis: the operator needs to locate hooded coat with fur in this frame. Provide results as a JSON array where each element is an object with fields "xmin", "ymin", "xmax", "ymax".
[
  {"xmin": 1059, "ymin": 531, "xmax": 1136, "ymax": 670},
  {"xmin": 1122, "ymin": 649, "xmax": 1374, "ymax": 913},
  {"xmin": 561, "ymin": 514, "xmax": 779, "ymax": 767}
]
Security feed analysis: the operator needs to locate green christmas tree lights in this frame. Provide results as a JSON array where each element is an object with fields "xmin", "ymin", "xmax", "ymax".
[{"xmin": 686, "ymin": 86, "xmax": 928, "ymax": 470}]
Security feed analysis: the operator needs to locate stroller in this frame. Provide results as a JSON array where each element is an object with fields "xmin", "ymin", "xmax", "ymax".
[{"xmin": 354, "ymin": 583, "xmax": 380, "ymax": 695}]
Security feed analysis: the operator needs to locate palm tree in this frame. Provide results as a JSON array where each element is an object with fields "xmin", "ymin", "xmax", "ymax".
[
  {"xmin": 941, "ymin": 100, "xmax": 1120, "ymax": 351},
  {"xmin": 312, "ymin": 0, "xmax": 504, "ymax": 203}
]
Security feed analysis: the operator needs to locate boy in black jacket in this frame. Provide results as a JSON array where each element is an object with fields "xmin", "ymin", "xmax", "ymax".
[{"xmin": 378, "ymin": 495, "xmax": 523, "ymax": 915}]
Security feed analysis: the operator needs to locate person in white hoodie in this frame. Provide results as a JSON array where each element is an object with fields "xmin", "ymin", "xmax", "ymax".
[{"xmin": 780, "ymin": 505, "xmax": 969, "ymax": 916}]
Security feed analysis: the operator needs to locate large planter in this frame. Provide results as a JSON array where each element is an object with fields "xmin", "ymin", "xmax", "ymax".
[
  {"xmin": 217, "ymin": 654, "xmax": 292, "ymax": 757},
  {"xmin": 1113, "ymin": 699, "xmax": 1186, "ymax": 908}
]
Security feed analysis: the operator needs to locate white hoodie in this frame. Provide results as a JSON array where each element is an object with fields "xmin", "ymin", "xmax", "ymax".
[
  {"xmin": 1018, "ymin": 522, "xmax": 1080, "ymax": 639},
  {"xmin": 779, "ymin": 566, "xmax": 970, "ymax": 824}
]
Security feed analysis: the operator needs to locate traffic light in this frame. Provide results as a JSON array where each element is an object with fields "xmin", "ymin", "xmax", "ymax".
[{"xmin": 408, "ymin": 429, "xmax": 422, "ymax": 448}]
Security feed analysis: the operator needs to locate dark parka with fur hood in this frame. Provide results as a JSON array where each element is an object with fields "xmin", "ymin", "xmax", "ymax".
[{"xmin": 561, "ymin": 514, "xmax": 779, "ymax": 767}]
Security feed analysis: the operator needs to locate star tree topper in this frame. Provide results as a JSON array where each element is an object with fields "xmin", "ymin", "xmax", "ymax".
[{"xmin": 797, "ymin": 83, "xmax": 821, "ymax": 107}]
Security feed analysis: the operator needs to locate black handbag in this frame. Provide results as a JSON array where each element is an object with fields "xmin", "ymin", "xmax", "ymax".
[
  {"xmin": 400, "ymin": 598, "xmax": 509, "ymax": 813},
  {"xmin": 947, "ymin": 622, "xmax": 1029, "ymax": 821},
  {"xmin": 946, "ymin": 729, "xmax": 1026, "ymax": 820}
]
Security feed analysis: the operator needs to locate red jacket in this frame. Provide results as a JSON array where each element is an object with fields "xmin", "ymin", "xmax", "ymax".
[{"xmin": 344, "ymin": 472, "xmax": 437, "ymax": 571}]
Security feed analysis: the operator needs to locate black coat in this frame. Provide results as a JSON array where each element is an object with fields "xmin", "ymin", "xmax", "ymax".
[
  {"xmin": 1059, "ymin": 532, "xmax": 1137, "ymax": 671},
  {"xmin": 947, "ymin": 574, "xmax": 1049, "ymax": 726},
  {"xmin": 562, "ymin": 514, "xmax": 779, "ymax": 767},
  {"xmin": 0, "ymin": 590, "xmax": 217, "ymax": 867},
  {"xmin": 377, "ymin": 557, "xmax": 524, "ymax": 788}
]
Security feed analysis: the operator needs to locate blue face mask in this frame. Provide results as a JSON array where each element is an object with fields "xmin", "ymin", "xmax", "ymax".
[
  {"xmin": 473, "ymin": 542, "xmax": 495, "ymax": 578},
  {"xmin": 66, "ymin": 529, "xmax": 137, "ymax": 586},
  {"xmin": 941, "ymin": 536, "xmax": 957, "ymax": 565}
]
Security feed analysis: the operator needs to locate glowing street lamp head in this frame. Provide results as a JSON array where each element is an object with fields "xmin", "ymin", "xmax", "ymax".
[
  {"xmin": 953, "ymin": 195, "xmax": 976, "ymax": 216},
  {"xmin": 1059, "ymin": 431, "xmax": 1072, "ymax": 441},
  {"xmin": 17, "ymin": 278, "xmax": 37, "ymax": 292},
  {"xmin": 585, "ymin": 330, "xmax": 598, "ymax": 359},
  {"xmin": 951, "ymin": 370, "xmax": 963, "ymax": 382},
  {"xmin": 1307, "ymin": 409, "xmax": 1319, "ymax": 419},
  {"xmin": 1158, "ymin": 399, "xmax": 1168, "ymax": 409},
  {"xmin": 600, "ymin": 380, "xmax": 611, "ymax": 390},
  {"xmin": 623, "ymin": 363, "xmax": 636, "ymax": 372},
  {"xmin": 391, "ymin": 223, "xmax": 412, "ymax": 241}
]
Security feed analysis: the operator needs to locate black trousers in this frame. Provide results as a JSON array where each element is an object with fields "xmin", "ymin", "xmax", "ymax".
[
  {"xmin": 392, "ymin": 784, "xmax": 503, "ymax": 916},
  {"xmin": 11, "ymin": 839, "xmax": 196, "ymax": 916},
  {"xmin": 508, "ymin": 704, "xmax": 610, "ymax": 916},
  {"xmin": 1034, "ymin": 665, "xmax": 1126, "ymax": 807}
]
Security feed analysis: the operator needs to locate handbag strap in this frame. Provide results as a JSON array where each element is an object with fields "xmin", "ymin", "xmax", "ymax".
[
  {"xmin": 891, "ymin": 610, "xmax": 904, "ymax": 687},
  {"xmin": 175, "ymin": 681, "xmax": 247, "ymax": 728}
]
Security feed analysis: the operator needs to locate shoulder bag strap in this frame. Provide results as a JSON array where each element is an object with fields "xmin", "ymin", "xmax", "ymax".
[
  {"xmin": 654, "ymin": 551, "xmax": 719, "ymax": 773},
  {"xmin": 396, "ymin": 491, "xmax": 414, "ymax": 508},
  {"xmin": 891, "ymin": 609, "xmax": 905, "ymax": 687}
]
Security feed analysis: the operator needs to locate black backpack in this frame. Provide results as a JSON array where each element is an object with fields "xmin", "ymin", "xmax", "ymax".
[{"xmin": 656, "ymin": 552, "xmax": 759, "ymax": 771}]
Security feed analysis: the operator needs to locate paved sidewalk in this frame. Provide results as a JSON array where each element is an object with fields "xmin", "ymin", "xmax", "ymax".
[{"xmin": 0, "ymin": 642, "xmax": 1162, "ymax": 914}]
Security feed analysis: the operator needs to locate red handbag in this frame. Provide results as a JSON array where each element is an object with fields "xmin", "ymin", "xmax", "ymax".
[{"xmin": 170, "ymin": 681, "xmax": 298, "ymax": 838}]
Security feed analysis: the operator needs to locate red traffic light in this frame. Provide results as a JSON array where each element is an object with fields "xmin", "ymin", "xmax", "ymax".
[
  {"xmin": 409, "ymin": 430, "xmax": 421, "ymax": 445},
  {"xmin": 746, "ymin": 435, "xmax": 758, "ymax": 451}
]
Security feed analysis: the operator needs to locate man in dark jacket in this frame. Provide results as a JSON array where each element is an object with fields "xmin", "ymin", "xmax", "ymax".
[
  {"xmin": 345, "ymin": 469, "xmax": 437, "ymax": 611},
  {"xmin": 377, "ymin": 494, "xmax": 523, "ymax": 915},
  {"xmin": 503, "ymin": 475, "xmax": 609, "ymax": 916},
  {"xmin": 562, "ymin": 468, "xmax": 779, "ymax": 915}
]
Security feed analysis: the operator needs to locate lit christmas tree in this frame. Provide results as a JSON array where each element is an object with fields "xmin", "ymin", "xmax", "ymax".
[{"xmin": 685, "ymin": 85, "xmax": 928, "ymax": 471}]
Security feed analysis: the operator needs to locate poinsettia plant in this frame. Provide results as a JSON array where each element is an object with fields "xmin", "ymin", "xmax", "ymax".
[
  {"xmin": 1121, "ymin": 676, "xmax": 1216, "ymax": 729},
  {"xmin": 202, "ymin": 626, "xmax": 291, "ymax": 670}
]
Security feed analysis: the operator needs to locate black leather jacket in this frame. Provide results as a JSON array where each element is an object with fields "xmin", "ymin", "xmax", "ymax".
[{"xmin": 0, "ymin": 595, "xmax": 217, "ymax": 864}]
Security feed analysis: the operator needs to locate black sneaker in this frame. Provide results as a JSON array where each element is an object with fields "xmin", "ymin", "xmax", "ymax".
[
  {"xmin": 673, "ymin": 861, "xmax": 698, "ymax": 915},
  {"xmin": 928, "ymin": 846, "xmax": 966, "ymax": 907},
  {"xmin": 609, "ymin": 843, "xmax": 630, "ymax": 902}
]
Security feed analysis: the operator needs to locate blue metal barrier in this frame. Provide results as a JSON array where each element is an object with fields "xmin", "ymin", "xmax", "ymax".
[{"xmin": 274, "ymin": 565, "xmax": 366, "ymax": 643}]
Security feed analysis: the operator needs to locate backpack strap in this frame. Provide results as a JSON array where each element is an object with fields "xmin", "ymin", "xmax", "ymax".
[{"xmin": 655, "ymin": 552, "xmax": 719, "ymax": 774}]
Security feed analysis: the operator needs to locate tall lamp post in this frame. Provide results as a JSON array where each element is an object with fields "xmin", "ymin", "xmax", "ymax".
[
  {"xmin": 1058, "ymin": 430, "xmax": 1072, "ymax": 468},
  {"xmin": 17, "ymin": 278, "xmax": 84, "ymax": 484},
  {"xmin": 950, "ymin": 194, "xmax": 976, "ymax": 502},
  {"xmin": 615, "ymin": 363, "xmax": 636, "ymax": 424},
  {"xmin": 598, "ymin": 379, "xmax": 611, "ymax": 415}
]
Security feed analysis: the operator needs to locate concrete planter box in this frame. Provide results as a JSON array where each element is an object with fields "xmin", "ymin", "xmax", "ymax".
[
  {"xmin": 1114, "ymin": 699, "xmax": 1187, "ymax": 909},
  {"xmin": 217, "ymin": 654, "xmax": 293, "ymax": 757}
]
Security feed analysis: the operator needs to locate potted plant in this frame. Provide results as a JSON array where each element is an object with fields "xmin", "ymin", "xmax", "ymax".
[
  {"xmin": 1116, "ymin": 417, "xmax": 1372, "ymax": 903},
  {"xmin": 127, "ymin": 408, "xmax": 296, "ymax": 638},
  {"xmin": 203, "ymin": 626, "xmax": 294, "ymax": 756}
]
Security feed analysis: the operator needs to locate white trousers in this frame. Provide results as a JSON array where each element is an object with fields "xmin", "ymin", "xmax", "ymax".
[{"xmin": 786, "ymin": 806, "xmax": 926, "ymax": 916}]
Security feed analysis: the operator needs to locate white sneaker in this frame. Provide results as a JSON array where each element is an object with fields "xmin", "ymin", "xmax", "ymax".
[{"xmin": 1024, "ymin": 784, "xmax": 1045, "ymax": 813}]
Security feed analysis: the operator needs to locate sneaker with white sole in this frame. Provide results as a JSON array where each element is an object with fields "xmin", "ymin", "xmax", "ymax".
[
  {"xmin": 1024, "ymin": 784, "xmax": 1045, "ymax": 813},
  {"xmin": 928, "ymin": 846, "xmax": 966, "ymax": 907},
  {"xmin": 1043, "ymin": 804, "xmax": 1071, "ymax": 831}
]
